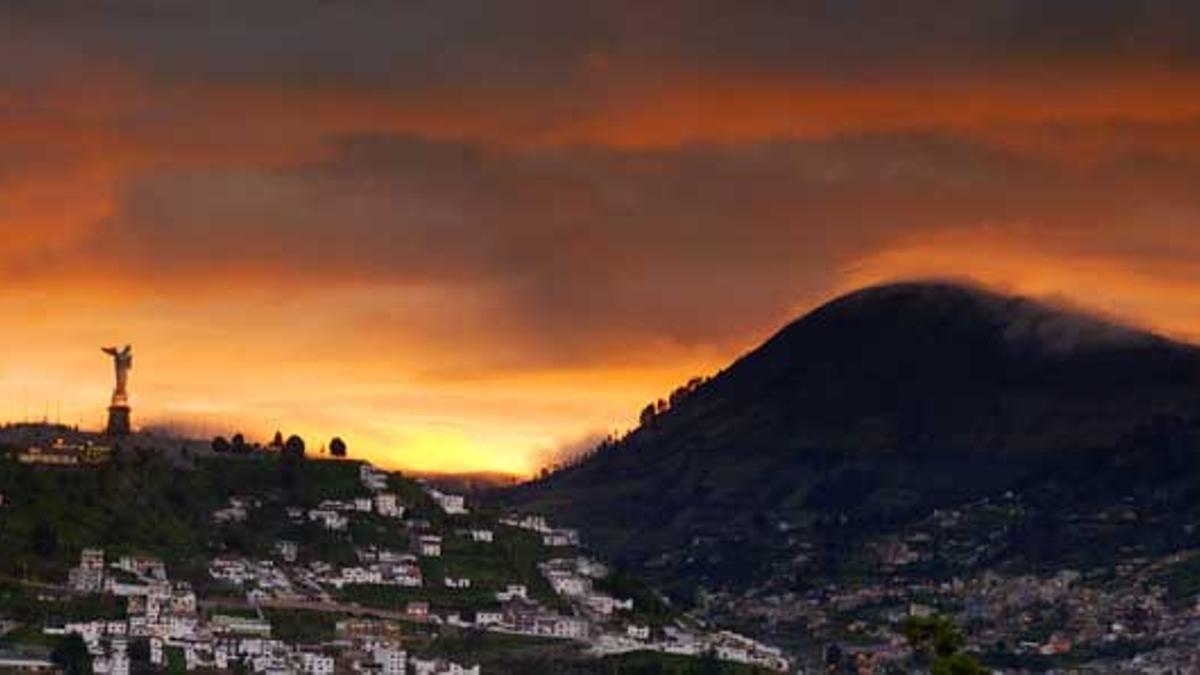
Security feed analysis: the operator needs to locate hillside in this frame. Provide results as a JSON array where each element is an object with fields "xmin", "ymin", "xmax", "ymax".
[
  {"xmin": 0, "ymin": 440, "xmax": 794, "ymax": 673},
  {"xmin": 507, "ymin": 282, "xmax": 1200, "ymax": 600}
]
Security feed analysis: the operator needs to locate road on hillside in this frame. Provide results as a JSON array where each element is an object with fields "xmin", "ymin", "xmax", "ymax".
[{"xmin": 199, "ymin": 596, "xmax": 431, "ymax": 624}]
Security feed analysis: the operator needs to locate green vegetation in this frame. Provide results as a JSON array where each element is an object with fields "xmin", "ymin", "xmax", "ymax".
[
  {"xmin": 165, "ymin": 646, "xmax": 186, "ymax": 674},
  {"xmin": 0, "ymin": 583, "xmax": 124, "ymax": 626},
  {"xmin": 901, "ymin": 615, "xmax": 986, "ymax": 675},
  {"xmin": 0, "ymin": 624, "xmax": 62, "ymax": 651},
  {"xmin": 444, "ymin": 527, "xmax": 565, "ymax": 609},
  {"xmin": 1158, "ymin": 554, "xmax": 1200, "ymax": 609},
  {"xmin": 417, "ymin": 629, "xmax": 562, "ymax": 659},
  {"xmin": 405, "ymin": 636, "xmax": 773, "ymax": 675},
  {"xmin": 51, "ymin": 633, "xmax": 92, "ymax": 674},
  {"xmin": 597, "ymin": 651, "xmax": 774, "ymax": 674},
  {"xmin": 335, "ymin": 524, "xmax": 567, "ymax": 613},
  {"xmin": 341, "ymin": 582, "xmax": 495, "ymax": 612},
  {"xmin": 262, "ymin": 609, "xmax": 339, "ymax": 643},
  {"xmin": 594, "ymin": 571, "xmax": 676, "ymax": 626},
  {"xmin": 0, "ymin": 452, "xmax": 373, "ymax": 578}
]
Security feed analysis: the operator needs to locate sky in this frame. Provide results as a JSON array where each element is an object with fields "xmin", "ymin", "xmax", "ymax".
[{"xmin": 4, "ymin": 1, "xmax": 1200, "ymax": 475}]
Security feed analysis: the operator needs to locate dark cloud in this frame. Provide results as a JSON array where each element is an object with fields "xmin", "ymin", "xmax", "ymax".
[
  {"xmin": 7, "ymin": 1, "xmax": 1200, "ymax": 93},
  {"xmin": 8, "ymin": 129, "xmax": 1179, "ymax": 370},
  {"xmin": 2, "ymin": 1, "xmax": 1200, "ymax": 363}
]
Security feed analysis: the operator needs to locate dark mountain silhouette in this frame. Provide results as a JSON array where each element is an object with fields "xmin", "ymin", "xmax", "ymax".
[{"xmin": 507, "ymin": 282, "xmax": 1200, "ymax": 598}]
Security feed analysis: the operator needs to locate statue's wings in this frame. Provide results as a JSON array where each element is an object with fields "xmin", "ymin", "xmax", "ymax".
[{"xmin": 101, "ymin": 346, "xmax": 119, "ymax": 357}]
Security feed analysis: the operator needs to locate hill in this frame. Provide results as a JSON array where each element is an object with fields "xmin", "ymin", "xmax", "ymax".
[
  {"xmin": 506, "ymin": 282, "xmax": 1200, "ymax": 600},
  {"xmin": 0, "ymin": 441, "xmax": 795, "ymax": 672}
]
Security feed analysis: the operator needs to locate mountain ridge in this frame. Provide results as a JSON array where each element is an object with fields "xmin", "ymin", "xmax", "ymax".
[{"xmin": 506, "ymin": 281, "xmax": 1200, "ymax": 598}]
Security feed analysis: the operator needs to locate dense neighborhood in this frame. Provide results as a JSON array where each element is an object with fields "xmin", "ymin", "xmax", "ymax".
[{"xmin": 0, "ymin": 438, "xmax": 787, "ymax": 674}]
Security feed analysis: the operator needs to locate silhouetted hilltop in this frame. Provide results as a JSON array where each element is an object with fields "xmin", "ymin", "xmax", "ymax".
[{"xmin": 508, "ymin": 282, "xmax": 1200, "ymax": 597}]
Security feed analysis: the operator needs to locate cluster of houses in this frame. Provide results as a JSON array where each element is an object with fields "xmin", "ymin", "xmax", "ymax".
[
  {"xmin": 208, "ymin": 557, "xmax": 300, "ymax": 599},
  {"xmin": 425, "ymin": 486, "xmax": 468, "ymax": 515},
  {"xmin": 55, "ymin": 547, "xmax": 482, "ymax": 674},
  {"xmin": 329, "ymin": 549, "xmax": 424, "ymax": 590},
  {"xmin": 359, "ymin": 464, "xmax": 390, "ymax": 492},
  {"xmin": 18, "ymin": 437, "xmax": 112, "ymax": 466},
  {"xmin": 213, "ymin": 496, "xmax": 259, "ymax": 524},
  {"xmin": 56, "ymin": 549, "xmax": 198, "ymax": 673},
  {"xmin": 210, "ymin": 551, "xmax": 428, "ymax": 598},
  {"xmin": 42, "ymin": 459, "xmax": 794, "ymax": 674},
  {"xmin": 540, "ymin": 558, "xmax": 632, "ymax": 617},
  {"xmin": 337, "ymin": 619, "xmax": 480, "ymax": 674},
  {"xmin": 498, "ymin": 514, "xmax": 579, "ymax": 548},
  {"xmin": 294, "ymin": 493, "xmax": 405, "ymax": 533},
  {"xmin": 590, "ymin": 627, "xmax": 789, "ymax": 672}
]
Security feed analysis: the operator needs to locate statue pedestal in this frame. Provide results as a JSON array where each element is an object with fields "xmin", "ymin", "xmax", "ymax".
[{"xmin": 107, "ymin": 405, "xmax": 131, "ymax": 437}]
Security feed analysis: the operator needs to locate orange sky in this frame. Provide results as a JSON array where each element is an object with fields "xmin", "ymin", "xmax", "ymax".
[{"xmin": 4, "ymin": 2, "xmax": 1200, "ymax": 475}]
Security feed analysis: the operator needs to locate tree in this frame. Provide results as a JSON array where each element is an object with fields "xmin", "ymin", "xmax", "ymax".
[
  {"xmin": 231, "ymin": 433, "xmax": 249, "ymax": 454},
  {"xmin": 280, "ymin": 435, "xmax": 306, "ymax": 492},
  {"xmin": 211, "ymin": 436, "xmax": 230, "ymax": 453},
  {"xmin": 902, "ymin": 615, "xmax": 986, "ymax": 675},
  {"xmin": 283, "ymin": 435, "xmax": 306, "ymax": 459},
  {"xmin": 639, "ymin": 403, "xmax": 656, "ymax": 427},
  {"xmin": 329, "ymin": 437, "xmax": 347, "ymax": 458},
  {"xmin": 52, "ymin": 633, "xmax": 92, "ymax": 674},
  {"xmin": 31, "ymin": 520, "xmax": 58, "ymax": 559},
  {"xmin": 271, "ymin": 431, "xmax": 284, "ymax": 448},
  {"xmin": 902, "ymin": 615, "xmax": 965, "ymax": 658},
  {"xmin": 128, "ymin": 638, "xmax": 150, "ymax": 665},
  {"xmin": 932, "ymin": 653, "xmax": 989, "ymax": 675}
]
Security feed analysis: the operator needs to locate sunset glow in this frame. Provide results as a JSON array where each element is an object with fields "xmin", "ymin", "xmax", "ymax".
[{"xmin": 5, "ymin": 3, "xmax": 1200, "ymax": 475}]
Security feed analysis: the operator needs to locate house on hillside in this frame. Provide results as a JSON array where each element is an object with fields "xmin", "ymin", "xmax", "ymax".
[{"xmin": 417, "ymin": 535, "xmax": 442, "ymax": 558}]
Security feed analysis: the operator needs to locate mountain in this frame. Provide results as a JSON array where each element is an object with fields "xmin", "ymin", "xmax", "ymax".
[{"xmin": 506, "ymin": 282, "xmax": 1200, "ymax": 600}]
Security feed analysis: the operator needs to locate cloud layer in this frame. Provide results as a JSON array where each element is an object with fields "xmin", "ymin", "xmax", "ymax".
[{"xmin": 2, "ymin": 1, "xmax": 1200, "ymax": 473}]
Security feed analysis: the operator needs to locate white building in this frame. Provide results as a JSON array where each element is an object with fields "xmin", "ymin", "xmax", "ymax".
[
  {"xmin": 339, "ymin": 566, "xmax": 384, "ymax": 586},
  {"xmin": 274, "ymin": 540, "xmax": 299, "ymax": 563},
  {"xmin": 543, "ymin": 530, "xmax": 578, "ymax": 547},
  {"xmin": 418, "ymin": 535, "xmax": 442, "ymax": 558},
  {"xmin": 81, "ymin": 548, "xmax": 106, "ymax": 571},
  {"xmin": 545, "ymin": 570, "xmax": 590, "ymax": 597},
  {"xmin": 308, "ymin": 509, "xmax": 348, "ymax": 531},
  {"xmin": 548, "ymin": 617, "xmax": 589, "ymax": 639},
  {"xmin": 375, "ymin": 493, "xmax": 403, "ymax": 518},
  {"xmin": 428, "ymin": 489, "xmax": 468, "ymax": 515},
  {"xmin": 360, "ymin": 464, "xmax": 390, "ymax": 492},
  {"xmin": 300, "ymin": 651, "xmax": 335, "ymax": 674},
  {"xmin": 410, "ymin": 656, "xmax": 481, "ymax": 675},
  {"xmin": 496, "ymin": 584, "xmax": 528, "ymax": 601},
  {"xmin": 373, "ymin": 646, "xmax": 406, "ymax": 674},
  {"xmin": 114, "ymin": 555, "xmax": 167, "ymax": 580},
  {"xmin": 475, "ymin": 611, "xmax": 504, "ymax": 627},
  {"xmin": 502, "ymin": 514, "xmax": 549, "ymax": 533},
  {"xmin": 70, "ymin": 567, "xmax": 105, "ymax": 593},
  {"xmin": 213, "ymin": 504, "xmax": 248, "ymax": 524},
  {"xmin": 584, "ymin": 594, "xmax": 634, "ymax": 615}
]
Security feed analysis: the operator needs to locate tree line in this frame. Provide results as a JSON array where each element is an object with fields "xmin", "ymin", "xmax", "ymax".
[{"xmin": 210, "ymin": 431, "xmax": 348, "ymax": 458}]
